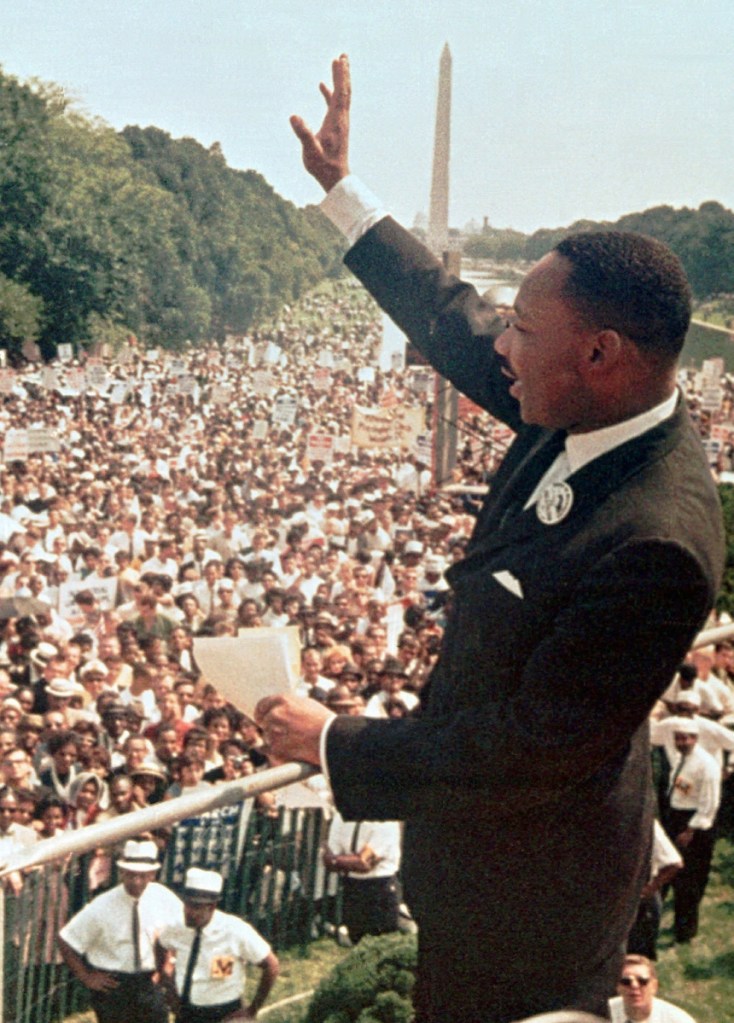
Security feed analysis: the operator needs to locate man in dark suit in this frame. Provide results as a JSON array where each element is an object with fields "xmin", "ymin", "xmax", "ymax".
[{"xmin": 256, "ymin": 56, "xmax": 724, "ymax": 1021}]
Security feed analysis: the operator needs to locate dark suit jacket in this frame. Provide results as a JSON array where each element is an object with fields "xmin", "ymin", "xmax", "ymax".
[{"xmin": 325, "ymin": 218, "xmax": 725, "ymax": 1021}]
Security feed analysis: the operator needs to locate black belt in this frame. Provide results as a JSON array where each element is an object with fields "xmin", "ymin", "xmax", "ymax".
[
  {"xmin": 94, "ymin": 969, "xmax": 155, "ymax": 979},
  {"xmin": 177, "ymin": 998, "xmax": 242, "ymax": 1022}
]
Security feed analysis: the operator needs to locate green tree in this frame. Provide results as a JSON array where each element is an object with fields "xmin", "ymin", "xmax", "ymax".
[
  {"xmin": 0, "ymin": 271, "xmax": 42, "ymax": 355},
  {"xmin": 121, "ymin": 125, "xmax": 343, "ymax": 337},
  {"xmin": 716, "ymin": 485, "xmax": 734, "ymax": 616}
]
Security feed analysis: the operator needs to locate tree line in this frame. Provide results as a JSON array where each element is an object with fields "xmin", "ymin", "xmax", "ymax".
[
  {"xmin": 465, "ymin": 203, "xmax": 734, "ymax": 301},
  {"xmin": 0, "ymin": 69, "xmax": 344, "ymax": 359}
]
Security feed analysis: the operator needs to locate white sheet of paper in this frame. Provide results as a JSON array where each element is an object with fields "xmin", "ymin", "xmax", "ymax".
[{"xmin": 193, "ymin": 627, "xmax": 301, "ymax": 717}]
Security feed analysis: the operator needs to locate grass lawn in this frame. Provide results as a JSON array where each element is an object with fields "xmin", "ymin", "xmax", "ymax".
[{"xmin": 656, "ymin": 836, "xmax": 734, "ymax": 1023}]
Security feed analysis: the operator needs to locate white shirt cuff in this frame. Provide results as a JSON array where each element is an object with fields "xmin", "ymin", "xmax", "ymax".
[
  {"xmin": 320, "ymin": 175, "xmax": 389, "ymax": 248},
  {"xmin": 319, "ymin": 714, "xmax": 336, "ymax": 792}
]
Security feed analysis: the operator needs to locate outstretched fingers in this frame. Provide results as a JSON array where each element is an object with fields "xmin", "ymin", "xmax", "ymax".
[
  {"xmin": 332, "ymin": 53, "xmax": 351, "ymax": 104},
  {"xmin": 291, "ymin": 54, "xmax": 351, "ymax": 191}
]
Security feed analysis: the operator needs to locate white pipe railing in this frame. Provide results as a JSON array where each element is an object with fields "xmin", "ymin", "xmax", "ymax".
[
  {"xmin": 0, "ymin": 760, "xmax": 318, "ymax": 877},
  {"xmin": 692, "ymin": 622, "xmax": 734, "ymax": 648}
]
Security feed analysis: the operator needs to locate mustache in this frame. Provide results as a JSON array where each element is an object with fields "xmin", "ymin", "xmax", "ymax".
[{"xmin": 497, "ymin": 356, "xmax": 517, "ymax": 381}]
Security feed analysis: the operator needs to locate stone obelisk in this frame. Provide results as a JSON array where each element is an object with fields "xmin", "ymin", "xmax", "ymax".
[
  {"xmin": 427, "ymin": 43, "xmax": 452, "ymax": 258},
  {"xmin": 426, "ymin": 44, "xmax": 460, "ymax": 486}
]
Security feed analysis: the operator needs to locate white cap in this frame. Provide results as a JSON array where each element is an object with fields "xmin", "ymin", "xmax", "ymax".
[{"xmin": 184, "ymin": 867, "xmax": 223, "ymax": 903}]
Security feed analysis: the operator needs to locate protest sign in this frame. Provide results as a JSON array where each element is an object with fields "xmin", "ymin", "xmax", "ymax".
[
  {"xmin": 3, "ymin": 430, "xmax": 29, "ymax": 462},
  {"xmin": 351, "ymin": 405, "xmax": 425, "ymax": 450},
  {"xmin": 272, "ymin": 396, "xmax": 298, "ymax": 426},
  {"xmin": 85, "ymin": 359, "xmax": 107, "ymax": 390},
  {"xmin": 58, "ymin": 576, "xmax": 117, "ymax": 618},
  {"xmin": 306, "ymin": 432, "xmax": 334, "ymax": 466},
  {"xmin": 211, "ymin": 384, "xmax": 232, "ymax": 406},
  {"xmin": 253, "ymin": 370, "xmax": 273, "ymax": 396},
  {"xmin": 313, "ymin": 367, "xmax": 332, "ymax": 391},
  {"xmin": 317, "ymin": 349, "xmax": 335, "ymax": 369},
  {"xmin": 27, "ymin": 428, "xmax": 61, "ymax": 454}
]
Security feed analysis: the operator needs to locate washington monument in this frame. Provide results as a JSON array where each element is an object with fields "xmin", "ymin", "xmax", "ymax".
[{"xmin": 427, "ymin": 43, "xmax": 452, "ymax": 257}]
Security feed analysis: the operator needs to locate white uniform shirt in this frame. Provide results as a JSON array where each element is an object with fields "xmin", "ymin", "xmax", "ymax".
[
  {"xmin": 608, "ymin": 993, "xmax": 697, "ymax": 1022},
  {"xmin": 364, "ymin": 689, "xmax": 419, "ymax": 718},
  {"xmin": 159, "ymin": 909, "xmax": 271, "ymax": 1007},
  {"xmin": 703, "ymin": 673, "xmax": 734, "ymax": 718},
  {"xmin": 664, "ymin": 744, "xmax": 721, "ymax": 830},
  {"xmin": 327, "ymin": 812, "xmax": 401, "ymax": 880},
  {"xmin": 650, "ymin": 819, "xmax": 682, "ymax": 880},
  {"xmin": 0, "ymin": 821, "xmax": 38, "ymax": 861},
  {"xmin": 60, "ymin": 881, "xmax": 182, "ymax": 972}
]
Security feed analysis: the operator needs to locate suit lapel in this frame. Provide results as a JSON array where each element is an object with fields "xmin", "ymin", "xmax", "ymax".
[{"xmin": 466, "ymin": 400, "xmax": 687, "ymax": 556}]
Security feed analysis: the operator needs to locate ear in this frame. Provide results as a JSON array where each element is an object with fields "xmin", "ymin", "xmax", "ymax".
[{"xmin": 586, "ymin": 328, "xmax": 623, "ymax": 370}]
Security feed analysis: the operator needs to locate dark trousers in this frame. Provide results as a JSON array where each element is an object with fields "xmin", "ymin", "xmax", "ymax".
[
  {"xmin": 665, "ymin": 808, "xmax": 716, "ymax": 942},
  {"xmin": 90, "ymin": 972, "xmax": 168, "ymax": 1023},
  {"xmin": 412, "ymin": 917, "xmax": 622, "ymax": 1023},
  {"xmin": 627, "ymin": 893, "xmax": 662, "ymax": 959},
  {"xmin": 177, "ymin": 997, "xmax": 242, "ymax": 1022},
  {"xmin": 343, "ymin": 875, "xmax": 400, "ymax": 944}
]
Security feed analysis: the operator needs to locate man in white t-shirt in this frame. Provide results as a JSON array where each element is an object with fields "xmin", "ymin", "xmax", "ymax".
[{"xmin": 608, "ymin": 954, "xmax": 696, "ymax": 1022}]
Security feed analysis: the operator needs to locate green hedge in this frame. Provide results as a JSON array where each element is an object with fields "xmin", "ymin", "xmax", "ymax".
[{"xmin": 305, "ymin": 933, "xmax": 418, "ymax": 1023}]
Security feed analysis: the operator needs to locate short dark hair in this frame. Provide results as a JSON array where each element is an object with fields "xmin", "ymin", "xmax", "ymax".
[
  {"xmin": 678, "ymin": 663, "xmax": 698, "ymax": 683},
  {"xmin": 47, "ymin": 730, "xmax": 78, "ymax": 755},
  {"xmin": 554, "ymin": 231, "xmax": 691, "ymax": 359}
]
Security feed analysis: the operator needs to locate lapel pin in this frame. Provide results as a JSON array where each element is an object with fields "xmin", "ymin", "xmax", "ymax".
[{"xmin": 536, "ymin": 481, "xmax": 574, "ymax": 525}]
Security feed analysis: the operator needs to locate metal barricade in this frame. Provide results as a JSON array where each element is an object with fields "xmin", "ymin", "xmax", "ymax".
[{"xmin": 1, "ymin": 802, "xmax": 332, "ymax": 1023}]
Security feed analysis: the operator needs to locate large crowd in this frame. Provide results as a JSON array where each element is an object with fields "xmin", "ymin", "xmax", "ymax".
[{"xmin": 0, "ymin": 279, "xmax": 732, "ymax": 979}]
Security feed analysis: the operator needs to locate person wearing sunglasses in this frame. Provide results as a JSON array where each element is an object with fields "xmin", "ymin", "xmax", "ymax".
[{"xmin": 608, "ymin": 955, "xmax": 696, "ymax": 1022}]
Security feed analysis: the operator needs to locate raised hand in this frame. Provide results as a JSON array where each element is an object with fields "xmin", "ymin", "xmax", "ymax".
[{"xmin": 290, "ymin": 54, "xmax": 351, "ymax": 192}]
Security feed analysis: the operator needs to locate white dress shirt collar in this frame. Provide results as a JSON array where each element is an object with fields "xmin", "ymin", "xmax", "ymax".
[{"xmin": 565, "ymin": 389, "xmax": 679, "ymax": 475}]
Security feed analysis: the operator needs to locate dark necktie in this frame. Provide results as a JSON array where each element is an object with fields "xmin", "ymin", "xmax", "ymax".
[
  {"xmin": 491, "ymin": 432, "xmax": 567, "ymax": 533},
  {"xmin": 668, "ymin": 752, "xmax": 687, "ymax": 796},
  {"xmin": 132, "ymin": 900, "xmax": 142, "ymax": 971},
  {"xmin": 181, "ymin": 928, "xmax": 202, "ymax": 1005}
]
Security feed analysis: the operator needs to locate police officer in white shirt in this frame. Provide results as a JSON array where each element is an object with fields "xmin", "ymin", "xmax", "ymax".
[
  {"xmin": 659, "ymin": 717, "xmax": 720, "ymax": 944},
  {"xmin": 158, "ymin": 867, "xmax": 279, "ymax": 1022},
  {"xmin": 324, "ymin": 811, "xmax": 402, "ymax": 944},
  {"xmin": 627, "ymin": 820, "xmax": 682, "ymax": 960},
  {"xmin": 58, "ymin": 839, "xmax": 181, "ymax": 1023}
]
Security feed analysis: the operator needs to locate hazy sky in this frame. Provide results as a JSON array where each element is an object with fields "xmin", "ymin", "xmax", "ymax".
[{"xmin": 3, "ymin": 1, "xmax": 733, "ymax": 233}]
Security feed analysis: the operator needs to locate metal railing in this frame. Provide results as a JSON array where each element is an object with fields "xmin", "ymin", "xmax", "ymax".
[{"xmin": 0, "ymin": 763, "xmax": 331, "ymax": 1023}]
